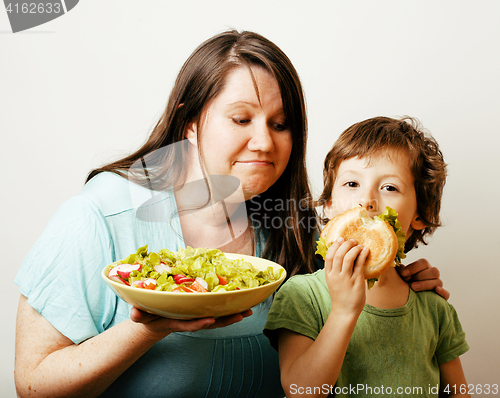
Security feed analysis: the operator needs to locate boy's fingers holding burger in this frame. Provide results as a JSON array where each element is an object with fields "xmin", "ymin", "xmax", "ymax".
[
  {"xmin": 324, "ymin": 237, "xmax": 344, "ymax": 273},
  {"xmin": 326, "ymin": 238, "xmax": 358, "ymax": 275},
  {"xmin": 353, "ymin": 246, "xmax": 370, "ymax": 279},
  {"xmin": 340, "ymin": 242, "xmax": 365, "ymax": 275}
]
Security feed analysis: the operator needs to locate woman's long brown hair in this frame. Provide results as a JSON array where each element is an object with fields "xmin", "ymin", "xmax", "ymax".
[{"xmin": 87, "ymin": 30, "xmax": 319, "ymax": 277}]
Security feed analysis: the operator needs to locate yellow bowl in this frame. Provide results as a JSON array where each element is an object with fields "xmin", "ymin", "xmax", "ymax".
[{"xmin": 101, "ymin": 253, "xmax": 286, "ymax": 319}]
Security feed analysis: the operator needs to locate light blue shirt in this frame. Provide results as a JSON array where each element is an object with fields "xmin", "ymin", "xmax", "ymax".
[{"xmin": 15, "ymin": 172, "xmax": 284, "ymax": 397}]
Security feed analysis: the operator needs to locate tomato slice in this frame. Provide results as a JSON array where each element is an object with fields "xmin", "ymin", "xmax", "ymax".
[
  {"xmin": 143, "ymin": 281, "xmax": 156, "ymax": 290},
  {"xmin": 189, "ymin": 280, "xmax": 209, "ymax": 293},
  {"xmin": 172, "ymin": 285, "xmax": 196, "ymax": 293},
  {"xmin": 173, "ymin": 274, "xmax": 195, "ymax": 284},
  {"xmin": 217, "ymin": 274, "xmax": 228, "ymax": 285}
]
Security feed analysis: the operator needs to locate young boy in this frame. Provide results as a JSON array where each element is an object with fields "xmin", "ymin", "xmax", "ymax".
[{"xmin": 264, "ymin": 116, "xmax": 469, "ymax": 397}]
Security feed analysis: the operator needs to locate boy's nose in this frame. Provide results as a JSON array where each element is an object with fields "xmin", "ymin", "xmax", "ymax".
[{"xmin": 358, "ymin": 199, "xmax": 378, "ymax": 212}]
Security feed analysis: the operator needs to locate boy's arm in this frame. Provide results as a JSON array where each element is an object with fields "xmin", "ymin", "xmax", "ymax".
[
  {"xmin": 277, "ymin": 239, "xmax": 368, "ymax": 398},
  {"xmin": 278, "ymin": 314, "xmax": 358, "ymax": 398},
  {"xmin": 439, "ymin": 357, "xmax": 470, "ymax": 398}
]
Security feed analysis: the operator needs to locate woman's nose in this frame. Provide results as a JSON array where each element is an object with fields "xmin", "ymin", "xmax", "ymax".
[{"xmin": 247, "ymin": 123, "xmax": 274, "ymax": 152}]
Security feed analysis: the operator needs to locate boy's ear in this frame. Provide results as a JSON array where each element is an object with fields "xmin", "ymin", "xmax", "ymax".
[
  {"xmin": 411, "ymin": 214, "xmax": 426, "ymax": 231},
  {"xmin": 323, "ymin": 199, "xmax": 335, "ymax": 220},
  {"xmin": 185, "ymin": 122, "xmax": 198, "ymax": 146}
]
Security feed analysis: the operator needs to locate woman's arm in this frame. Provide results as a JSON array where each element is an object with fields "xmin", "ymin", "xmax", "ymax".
[
  {"xmin": 399, "ymin": 258, "xmax": 450, "ymax": 300},
  {"xmin": 15, "ymin": 295, "xmax": 249, "ymax": 397},
  {"xmin": 439, "ymin": 357, "xmax": 470, "ymax": 397}
]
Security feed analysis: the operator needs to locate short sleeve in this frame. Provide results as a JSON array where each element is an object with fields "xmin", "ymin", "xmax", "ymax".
[
  {"xmin": 14, "ymin": 196, "xmax": 122, "ymax": 344},
  {"xmin": 264, "ymin": 273, "xmax": 328, "ymax": 350},
  {"xmin": 435, "ymin": 303, "xmax": 470, "ymax": 364}
]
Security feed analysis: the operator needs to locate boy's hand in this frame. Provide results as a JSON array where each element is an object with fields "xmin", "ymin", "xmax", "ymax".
[
  {"xmin": 324, "ymin": 238, "xmax": 369, "ymax": 318},
  {"xmin": 398, "ymin": 258, "xmax": 450, "ymax": 300}
]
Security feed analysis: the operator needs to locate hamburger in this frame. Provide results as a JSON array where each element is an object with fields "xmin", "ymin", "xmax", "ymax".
[{"xmin": 316, "ymin": 206, "xmax": 406, "ymax": 288}]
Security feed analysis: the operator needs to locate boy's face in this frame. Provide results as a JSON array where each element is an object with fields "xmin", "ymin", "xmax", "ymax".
[{"xmin": 324, "ymin": 149, "xmax": 425, "ymax": 238}]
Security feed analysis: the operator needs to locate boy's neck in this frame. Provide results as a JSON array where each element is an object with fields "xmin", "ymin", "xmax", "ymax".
[{"xmin": 365, "ymin": 267, "xmax": 410, "ymax": 309}]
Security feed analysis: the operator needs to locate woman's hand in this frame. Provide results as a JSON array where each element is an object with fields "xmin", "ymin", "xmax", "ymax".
[
  {"xmin": 398, "ymin": 258, "xmax": 450, "ymax": 300},
  {"xmin": 324, "ymin": 238, "xmax": 369, "ymax": 318},
  {"xmin": 130, "ymin": 308, "xmax": 253, "ymax": 339}
]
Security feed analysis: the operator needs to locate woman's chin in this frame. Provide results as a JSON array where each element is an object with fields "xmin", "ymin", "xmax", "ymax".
[{"xmin": 241, "ymin": 184, "xmax": 273, "ymax": 201}]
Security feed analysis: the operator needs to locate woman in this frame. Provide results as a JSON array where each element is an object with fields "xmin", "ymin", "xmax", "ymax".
[{"xmin": 14, "ymin": 30, "xmax": 446, "ymax": 397}]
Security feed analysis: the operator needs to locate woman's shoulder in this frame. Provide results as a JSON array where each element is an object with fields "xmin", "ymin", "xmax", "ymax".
[{"xmin": 80, "ymin": 172, "xmax": 166, "ymax": 217}]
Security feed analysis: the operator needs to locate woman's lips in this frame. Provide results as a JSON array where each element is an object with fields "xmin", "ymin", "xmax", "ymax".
[{"xmin": 234, "ymin": 160, "xmax": 274, "ymax": 166}]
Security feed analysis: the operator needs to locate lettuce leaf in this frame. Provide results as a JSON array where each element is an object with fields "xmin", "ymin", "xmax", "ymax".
[
  {"xmin": 367, "ymin": 278, "xmax": 378, "ymax": 289},
  {"xmin": 112, "ymin": 246, "xmax": 283, "ymax": 292},
  {"xmin": 315, "ymin": 237, "xmax": 330, "ymax": 259},
  {"xmin": 120, "ymin": 244, "xmax": 149, "ymax": 265},
  {"xmin": 374, "ymin": 206, "xmax": 406, "ymax": 265}
]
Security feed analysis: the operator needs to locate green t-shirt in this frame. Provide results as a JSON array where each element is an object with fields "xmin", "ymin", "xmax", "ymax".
[{"xmin": 264, "ymin": 270, "xmax": 469, "ymax": 398}]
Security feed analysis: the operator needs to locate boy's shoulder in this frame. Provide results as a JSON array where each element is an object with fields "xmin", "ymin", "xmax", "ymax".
[
  {"xmin": 411, "ymin": 289, "xmax": 462, "ymax": 324},
  {"xmin": 276, "ymin": 269, "xmax": 329, "ymax": 301},
  {"xmin": 412, "ymin": 289, "xmax": 453, "ymax": 308},
  {"xmin": 285, "ymin": 269, "xmax": 327, "ymax": 288}
]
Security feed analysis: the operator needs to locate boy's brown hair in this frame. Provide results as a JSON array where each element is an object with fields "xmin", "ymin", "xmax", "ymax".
[{"xmin": 318, "ymin": 116, "xmax": 447, "ymax": 253}]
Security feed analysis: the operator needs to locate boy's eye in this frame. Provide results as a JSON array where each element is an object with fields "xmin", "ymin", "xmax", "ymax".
[{"xmin": 381, "ymin": 185, "xmax": 398, "ymax": 192}]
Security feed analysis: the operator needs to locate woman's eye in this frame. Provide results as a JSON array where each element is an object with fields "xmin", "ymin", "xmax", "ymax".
[
  {"xmin": 272, "ymin": 122, "xmax": 288, "ymax": 132},
  {"xmin": 233, "ymin": 118, "xmax": 251, "ymax": 125}
]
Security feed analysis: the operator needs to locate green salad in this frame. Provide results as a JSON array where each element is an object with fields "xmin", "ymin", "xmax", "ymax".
[{"xmin": 107, "ymin": 245, "xmax": 283, "ymax": 293}]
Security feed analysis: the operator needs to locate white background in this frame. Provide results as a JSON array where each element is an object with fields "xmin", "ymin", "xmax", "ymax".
[{"xmin": 1, "ymin": 1, "xmax": 499, "ymax": 396}]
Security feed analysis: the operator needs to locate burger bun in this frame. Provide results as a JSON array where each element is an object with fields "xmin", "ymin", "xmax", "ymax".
[{"xmin": 321, "ymin": 206, "xmax": 398, "ymax": 279}]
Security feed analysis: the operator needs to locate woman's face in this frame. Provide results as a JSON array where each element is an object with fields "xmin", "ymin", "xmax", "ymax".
[{"xmin": 186, "ymin": 65, "xmax": 293, "ymax": 201}]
